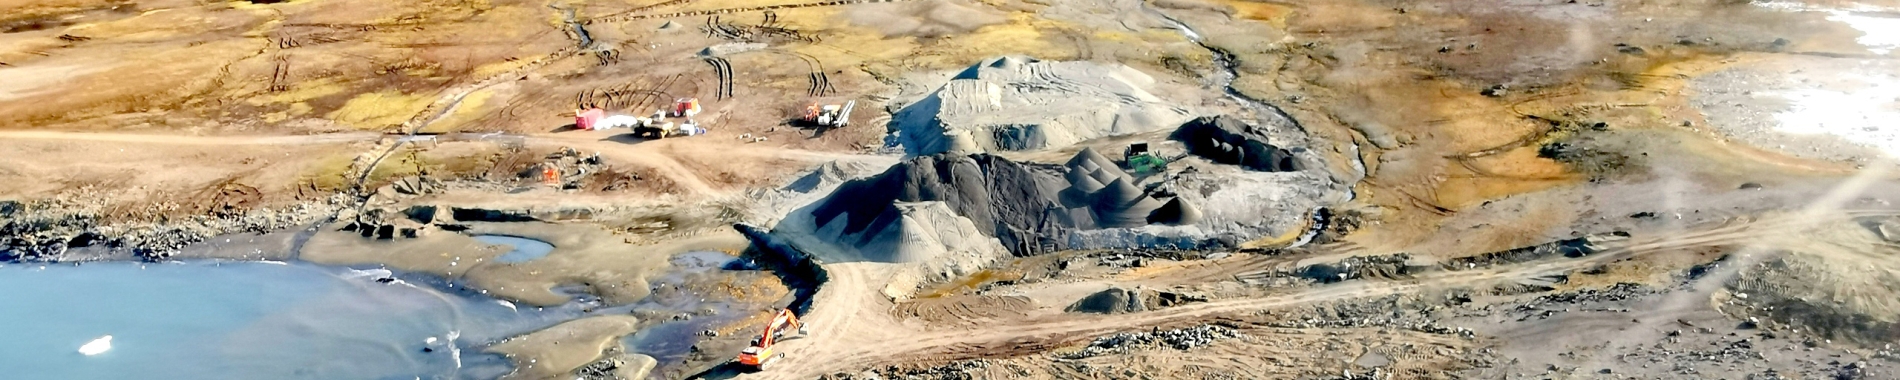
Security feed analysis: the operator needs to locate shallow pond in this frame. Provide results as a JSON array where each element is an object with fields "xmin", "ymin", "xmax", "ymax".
[
  {"xmin": 472, "ymin": 235, "xmax": 555, "ymax": 263},
  {"xmin": 0, "ymin": 261, "xmax": 584, "ymax": 380},
  {"xmin": 621, "ymin": 251, "xmax": 768, "ymax": 378}
]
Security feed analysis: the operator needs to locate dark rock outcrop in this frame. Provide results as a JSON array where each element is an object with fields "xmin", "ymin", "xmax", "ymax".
[{"xmin": 1171, "ymin": 115, "xmax": 1302, "ymax": 172}]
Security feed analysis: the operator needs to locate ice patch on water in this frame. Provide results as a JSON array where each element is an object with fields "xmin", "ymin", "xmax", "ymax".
[{"xmin": 78, "ymin": 335, "xmax": 112, "ymax": 356}]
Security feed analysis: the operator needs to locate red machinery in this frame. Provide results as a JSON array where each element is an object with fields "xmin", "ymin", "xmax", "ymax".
[
  {"xmin": 672, "ymin": 98, "xmax": 701, "ymax": 118},
  {"xmin": 735, "ymin": 309, "xmax": 807, "ymax": 370}
]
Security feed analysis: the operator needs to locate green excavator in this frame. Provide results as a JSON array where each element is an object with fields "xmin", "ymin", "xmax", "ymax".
[{"xmin": 1124, "ymin": 142, "xmax": 1168, "ymax": 175}]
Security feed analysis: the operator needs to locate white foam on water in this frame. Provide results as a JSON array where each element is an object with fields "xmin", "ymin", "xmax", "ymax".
[
  {"xmin": 343, "ymin": 268, "xmax": 393, "ymax": 279},
  {"xmin": 446, "ymin": 331, "xmax": 462, "ymax": 369},
  {"xmin": 78, "ymin": 335, "xmax": 112, "ymax": 356},
  {"xmin": 1769, "ymin": 72, "xmax": 1900, "ymax": 157}
]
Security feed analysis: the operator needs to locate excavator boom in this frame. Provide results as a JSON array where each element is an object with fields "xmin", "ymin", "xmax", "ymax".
[{"xmin": 736, "ymin": 309, "xmax": 805, "ymax": 370}]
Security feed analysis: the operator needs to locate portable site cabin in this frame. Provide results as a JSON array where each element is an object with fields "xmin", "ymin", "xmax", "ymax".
[
  {"xmin": 575, "ymin": 108, "xmax": 606, "ymax": 130},
  {"xmin": 673, "ymin": 98, "xmax": 701, "ymax": 118}
]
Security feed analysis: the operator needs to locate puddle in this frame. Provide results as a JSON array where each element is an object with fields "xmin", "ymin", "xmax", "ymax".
[
  {"xmin": 472, "ymin": 235, "xmax": 555, "ymax": 263},
  {"xmin": 618, "ymin": 251, "xmax": 773, "ymax": 378},
  {"xmin": 0, "ymin": 261, "xmax": 596, "ymax": 380}
]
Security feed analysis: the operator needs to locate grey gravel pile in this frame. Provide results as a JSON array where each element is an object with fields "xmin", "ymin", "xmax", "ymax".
[{"xmin": 1059, "ymin": 325, "xmax": 1242, "ymax": 359}]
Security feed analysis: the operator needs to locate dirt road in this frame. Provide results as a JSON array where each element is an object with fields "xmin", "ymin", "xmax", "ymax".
[
  {"xmin": 717, "ymin": 208, "xmax": 1899, "ymax": 379},
  {"xmin": 0, "ymin": 130, "xmax": 883, "ymax": 198}
]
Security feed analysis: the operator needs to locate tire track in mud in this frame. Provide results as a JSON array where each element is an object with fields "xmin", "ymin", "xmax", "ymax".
[{"xmin": 340, "ymin": 45, "xmax": 584, "ymax": 224}]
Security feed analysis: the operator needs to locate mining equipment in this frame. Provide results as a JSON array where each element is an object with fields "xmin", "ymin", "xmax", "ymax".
[
  {"xmin": 802, "ymin": 99, "xmax": 855, "ymax": 128},
  {"xmin": 1124, "ymin": 142, "xmax": 1168, "ymax": 175},
  {"xmin": 672, "ymin": 98, "xmax": 701, "ymax": 118},
  {"xmin": 736, "ymin": 309, "xmax": 808, "ymax": 371},
  {"xmin": 573, "ymin": 107, "xmax": 706, "ymax": 138}
]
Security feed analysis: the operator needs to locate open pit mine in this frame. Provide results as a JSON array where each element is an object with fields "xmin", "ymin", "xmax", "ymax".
[{"xmin": 3, "ymin": 0, "xmax": 1899, "ymax": 379}]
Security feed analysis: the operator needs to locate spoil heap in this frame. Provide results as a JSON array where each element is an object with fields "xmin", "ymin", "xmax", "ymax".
[
  {"xmin": 891, "ymin": 56, "xmax": 1193, "ymax": 156},
  {"xmin": 790, "ymin": 150, "xmax": 1207, "ymax": 259},
  {"xmin": 1171, "ymin": 115, "xmax": 1303, "ymax": 172},
  {"xmin": 801, "ymin": 154, "xmax": 1069, "ymax": 257}
]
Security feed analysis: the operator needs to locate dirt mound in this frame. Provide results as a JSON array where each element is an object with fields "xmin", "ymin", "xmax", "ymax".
[
  {"xmin": 1171, "ymin": 115, "xmax": 1303, "ymax": 172},
  {"xmin": 794, "ymin": 151, "xmax": 1214, "ymax": 258},
  {"xmin": 1067, "ymin": 287, "xmax": 1148, "ymax": 314},
  {"xmin": 890, "ymin": 57, "xmax": 1194, "ymax": 156},
  {"xmin": 805, "ymin": 154, "xmax": 1068, "ymax": 256},
  {"xmin": 1147, "ymin": 198, "xmax": 1203, "ymax": 225},
  {"xmin": 1065, "ymin": 287, "xmax": 1206, "ymax": 314}
]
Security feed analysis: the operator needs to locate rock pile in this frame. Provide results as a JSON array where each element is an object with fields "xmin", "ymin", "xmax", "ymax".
[
  {"xmin": 817, "ymin": 359, "xmax": 992, "ymax": 380},
  {"xmin": 1065, "ymin": 286, "xmax": 1206, "ymax": 314},
  {"xmin": 1059, "ymin": 325, "xmax": 1243, "ymax": 359},
  {"xmin": 1, "ymin": 193, "xmax": 344, "ymax": 261},
  {"xmin": 1066, "ymin": 287, "xmax": 1147, "ymax": 314},
  {"xmin": 576, "ymin": 353, "xmax": 657, "ymax": 380}
]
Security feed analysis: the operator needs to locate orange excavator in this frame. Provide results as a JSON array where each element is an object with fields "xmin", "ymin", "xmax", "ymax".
[{"xmin": 736, "ymin": 309, "xmax": 807, "ymax": 371}]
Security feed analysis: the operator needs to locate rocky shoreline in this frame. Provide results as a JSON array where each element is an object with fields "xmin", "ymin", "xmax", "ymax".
[{"xmin": 0, "ymin": 194, "xmax": 348, "ymax": 262}]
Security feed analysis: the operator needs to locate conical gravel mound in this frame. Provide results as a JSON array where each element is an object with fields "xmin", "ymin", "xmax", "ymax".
[
  {"xmin": 1147, "ymin": 197, "xmax": 1203, "ymax": 225},
  {"xmin": 1066, "ymin": 168, "xmax": 1106, "ymax": 193}
]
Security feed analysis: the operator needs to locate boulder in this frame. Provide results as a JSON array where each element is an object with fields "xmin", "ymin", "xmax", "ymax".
[{"xmin": 1066, "ymin": 287, "xmax": 1146, "ymax": 314}]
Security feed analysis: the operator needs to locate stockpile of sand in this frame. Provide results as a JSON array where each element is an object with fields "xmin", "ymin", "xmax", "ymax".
[
  {"xmin": 1054, "ymin": 148, "xmax": 1201, "ymax": 228},
  {"xmin": 890, "ymin": 56, "xmax": 1194, "ymax": 156}
]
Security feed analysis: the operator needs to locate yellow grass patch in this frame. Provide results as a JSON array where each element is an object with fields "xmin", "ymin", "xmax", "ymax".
[
  {"xmin": 326, "ymin": 90, "xmax": 435, "ymax": 130},
  {"xmin": 1221, "ymin": 0, "xmax": 1292, "ymax": 29},
  {"xmin": 419, "ymin": 88, "xmax": 497, "ymax": 133}
]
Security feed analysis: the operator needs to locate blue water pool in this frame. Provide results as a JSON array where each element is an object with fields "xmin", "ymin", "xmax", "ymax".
[
  {"xmin": 473, "ymin": 235, "xmax": 556, "ymax": 263},
  {"xmin": 0, "ymin": 261, "xmax": 576, "ymax": 380}
]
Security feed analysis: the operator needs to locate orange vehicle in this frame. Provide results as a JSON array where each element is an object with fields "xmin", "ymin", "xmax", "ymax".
[{"xmin": 736, "ymin": 309, "xmax": 807, "ymax": 370}]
